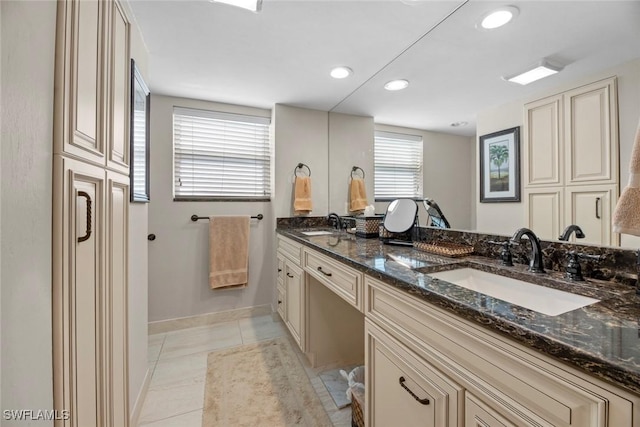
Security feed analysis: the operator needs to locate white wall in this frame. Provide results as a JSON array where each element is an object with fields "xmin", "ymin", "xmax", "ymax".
[
  {"xmin": 1, "ymin": 1, "xmax": 56, "ymax": 423},
  {"xmin": 273, "ymin": 104, "xmax": 329, "ymax": 218},
  {"xmin": 328, "ymin": 112, "xmax": 374, "ymax": 215},
  {"xmin": 475, "ymin": 58, "xmax": 640, "ymax": 246},
  {"xmin": 148, "ymin": 95, "xmax": 274, "ymax": 322},
  {"xmin": 375, "ymin": 124, "xmax": 474, "ymax": 230},
  {"xmin": 125, "ymin": 3, "xmax": 150, "ymax": 417}
]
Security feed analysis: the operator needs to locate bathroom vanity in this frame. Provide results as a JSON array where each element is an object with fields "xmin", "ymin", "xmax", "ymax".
[{"xmin": 276, "ymin": 227, "xmax": 640, "ymax": 426}]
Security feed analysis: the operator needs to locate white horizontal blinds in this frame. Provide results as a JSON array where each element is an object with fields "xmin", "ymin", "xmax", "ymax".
[
  {"xmin": 374, "ymin": 131, "xmax": 423, "ymax": 199},
  {"xmin": 174, "ymin": 107, "xmax": 271, "ymax": 199},
  {"xmin": 132, "ymin": 108, "xmax": 147, "ymax": 197}
]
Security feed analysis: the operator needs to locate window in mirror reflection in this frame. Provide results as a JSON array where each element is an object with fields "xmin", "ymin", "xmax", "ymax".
[{"xmin": 374, "ymin": 131, "xmax": 423, "ymax": 200}]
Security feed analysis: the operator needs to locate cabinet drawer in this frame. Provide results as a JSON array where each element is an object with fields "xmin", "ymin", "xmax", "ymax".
[
  {"xmin": 277, "ymin": 236, "xmax": 302, "ymax": 265},
  {"xmin": 366, "ymin": 320, "xmax": 463, "ymax": 427},
  {"xmin": 277, "ymin": 254, "xmax": 285, "ymax": 283},
  {"xmin": 465, "ymin": 393, "xmax": 515, "ymax": 427},
  {"xmin": 303, "ymin": 248, "xmax": 363, "ymax": 311},
  {"xmin": 276, "ymin": 285, "xmax": 285, "ymax": 320},
  {"xmin": 365, "ymin": 277, "xmax": 627, "ymax": 427}
]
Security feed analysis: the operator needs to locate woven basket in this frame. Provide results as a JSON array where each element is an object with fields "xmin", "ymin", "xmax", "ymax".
[
  {"xmin": 413, "ymin": 241, "xmax": 474, "ymax": 258},
  {"xmin": 351, "ymin": 388, "xmax": 364, "ymax": 427},
  {"xmin": 355, "ymin": 216, "xmax": 382, "ymax": 238}
]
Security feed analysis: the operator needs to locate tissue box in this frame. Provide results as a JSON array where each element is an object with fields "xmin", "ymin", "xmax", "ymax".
[{"xmin": 355, "ymin": 215, "xmax": 383, "ymax": 238}]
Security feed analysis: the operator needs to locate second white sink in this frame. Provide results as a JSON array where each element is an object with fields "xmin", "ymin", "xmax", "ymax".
[
  {"xmin": 301, "ymin": 230, "xmax": 335, "ymax": 236},
  {"xmin": 427, "ymin": 268, "xmax": 599, "ymax": 316}
]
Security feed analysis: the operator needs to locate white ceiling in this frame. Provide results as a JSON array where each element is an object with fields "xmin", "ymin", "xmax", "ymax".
[{"xmin": 129, "ymin": 0, "xmax": 640, "ymax": 136}]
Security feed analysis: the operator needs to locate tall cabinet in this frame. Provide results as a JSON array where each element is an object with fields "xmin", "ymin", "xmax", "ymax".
[
  {"xmin": 52, "ymin": 0, "xmax": 131, "ymax": 425},
  {"xmin": 523, "ymin": 77, "xmax": 619, "ymax": 245}
]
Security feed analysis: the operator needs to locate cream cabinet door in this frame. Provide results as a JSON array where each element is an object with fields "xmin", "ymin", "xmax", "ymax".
[
  {"xmin": 285, "ymin": 262, "xmax": 304, "ymax": 349},
  {"xmin": 366, "ymin": 321, "xmax": 463, "ymax": 427},
  {"xmin": 565, "ymin": 184, "xmax": 618, "ymax": 246},
  {"xmin": 465, "ymin": 393, "xmax": 516, "ymax": 427},
  {"xmin": 564, "ymin": 78, "xmax": 618, "ymax": 186},
  {"xmin": 106, "ymin": 171, "xmax": 130, "ymax": 427},
  {"xmin": 55, "ymin": 0, "xmax": 107, "ymax": 165},
  {"xmin": 524, "ymin": 95, "xmax": 563, "ymax": 187},
  {"xmin": 106, "ymin": 0, "xmax": 130, "ymax": 174},
  {"xmin": 53, "ymin": 157, "xmax": 106, "ymax": 427},
  {"xmin": 524, "ymin": 187, "xmax": 563, "ymax": 241}
]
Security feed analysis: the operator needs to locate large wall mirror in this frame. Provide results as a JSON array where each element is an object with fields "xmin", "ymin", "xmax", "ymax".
[{"xmin": 326, "ymin": 1, "xmax": 640, "ymax": 249}]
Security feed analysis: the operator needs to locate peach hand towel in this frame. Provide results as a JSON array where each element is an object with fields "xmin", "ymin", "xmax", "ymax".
[
  {"xmin": 613, "ymin": 118, "xmax": 640, "ymax": 236},
  {"xmin": 209, "ymin": 216, "xmax": 250, "ymax": 290},
  {"xmin": 349, "ymin": 178, "xmax": 368, "ymax": 212},
  {"xmin": 293, "ymin": 176, "xmax": 313, "ymax": 214}
]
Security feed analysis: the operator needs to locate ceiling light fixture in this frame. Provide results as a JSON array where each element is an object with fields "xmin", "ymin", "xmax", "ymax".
[
  {"xmin": 210, "ymin": 0, "xmax": 262, "ymax": 13},
  {"xmin": 503, "ymin": 59, "xmax": 564, "ymax": 85},
  {"xmin": 450, "ymin": 121, "xmax": 468, "ymax": 127},
  {"xmin": 384, "ymin": 79, "xmax": 409, "ymax": 91},
  {"xmin": 477, "ymin": 6, "xmax": 519, "ymax": 30},
  {"xmin": 330, "ymin": 66, "xmax": 353, "ymax": 79}
]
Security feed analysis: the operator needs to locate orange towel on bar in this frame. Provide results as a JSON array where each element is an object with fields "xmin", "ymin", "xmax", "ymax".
[
  {"xmin": 209, "ymin": 216, "xmax": 250, "ymax": 290},
  {"xmin": 349, "ymin": 178, "xmax": 368, "ymax": 212},
  {"xmin": 613, "ymin": 117, "xmax": 640, "ymax": 236},
  {"xmin": 293, "ymin": 176, "xmax": 313, "ymax": 214}
]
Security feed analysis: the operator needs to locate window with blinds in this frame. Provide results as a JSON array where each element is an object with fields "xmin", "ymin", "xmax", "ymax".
[
  {"xmin": 173, "ymin": 107, "xmax": 272, "ymax": 200},
  {"xmin": 374, "ymin": 131, "xmax": 423, "ymax": 200}
]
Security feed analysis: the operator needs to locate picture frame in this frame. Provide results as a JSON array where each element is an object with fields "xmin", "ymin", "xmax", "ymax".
[
  {"xmin": 130, "ymin": 58, "xmax": 151, "ymax": 202},
  {"xmin": 479, "ymin": 126, "xmax": 520, "ymax": 203}
]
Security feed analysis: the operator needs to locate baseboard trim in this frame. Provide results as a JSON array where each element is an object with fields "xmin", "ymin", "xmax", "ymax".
[
  {"xmin": 130, "ymin": 366, "xmax": 152, "ymax": 427},
  {"xmin": 148, "ymin": 304, "xmax": 273, "ymax": 335}
]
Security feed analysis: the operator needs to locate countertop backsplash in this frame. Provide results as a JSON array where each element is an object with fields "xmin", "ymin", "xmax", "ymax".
[{"xmin": 276, "ymin": 216, "xmax": 639, "ymax": 288}]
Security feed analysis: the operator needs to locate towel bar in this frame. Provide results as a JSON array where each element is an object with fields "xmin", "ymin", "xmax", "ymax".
[{"xmin": 191, "ymin": 214, "xmax": 263, "ymax": 222}]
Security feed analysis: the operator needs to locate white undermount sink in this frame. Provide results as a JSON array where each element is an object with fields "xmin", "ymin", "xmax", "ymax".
[
  {"xmin": 427, "ymin": 268, "xmax": 599, "ymax": 316},
  {"xmin": 301, "ymin": 230, "xmax": 335, "ymax": 236}
]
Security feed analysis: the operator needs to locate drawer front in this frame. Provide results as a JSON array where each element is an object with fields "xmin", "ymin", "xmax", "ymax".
[
  {"xmin": 365, "ymin": 277, "xmax": 613, "ymax": 427},
  {"xmin": 277, "ymin": 236, "xmax": 302, "ymax": 265},
  {"xmin": 277, "ymin": 254, "xmax": 285, "ymax": 283},
  {"xmin": 303, "ymin": 248, "xmax": 363, "ymax": 311},
  {"xmin": 465, "ymin": 393, "xmax": 515, "ymax": 427},
  {"xmin": 277, "ymin": 285, "xmax": 285, "ymax": 320},
  {"xmin": 366, "ymin": 320, "xmax": 463, "ymax": 427}
]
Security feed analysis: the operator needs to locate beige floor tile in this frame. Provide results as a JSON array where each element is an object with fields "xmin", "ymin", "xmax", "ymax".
[
  {"xmin": 139, "ymin": 409, "xmax": 203, "ymax": 427},
  {"xmin": 148, "ymin": 343, "xmax": 163, "ymax": 362},
  {"xmin": 138, "ymin": 381, "xmax": 205, "ymax": 425},
  {"xmin": 238, "ymin": 314, "xmax": 287, "ymax": 344},
  {"xmin": 160, "ymin": 321, "xmax": 242, "ymax": 360},
  {"xmin": 148, "ymin": 333, "xmax": 166, "ymax": 347},
  {"xmin": 149, "ymin": 351, "xmax": 209, "ymax": 389}
]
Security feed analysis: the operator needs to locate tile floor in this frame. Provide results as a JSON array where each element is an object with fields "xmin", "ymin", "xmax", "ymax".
[{"xmin": 139, "ymin": 314, "xmax": 353, "ymax": 426}]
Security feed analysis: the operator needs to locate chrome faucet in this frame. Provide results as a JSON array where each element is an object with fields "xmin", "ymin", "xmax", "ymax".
[
  {"xmin": 558, "ymin": 224, "xmax": 585, "ymax": 241},
  {"xmin": 510, "ymin": 228, "xmax": 545, "ymax": 273},
  {"xmin": 327, "ymin": 213, "xmax": 343, "ymax": 230}
]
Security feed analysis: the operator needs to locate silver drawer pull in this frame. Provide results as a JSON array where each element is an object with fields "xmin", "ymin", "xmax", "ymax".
[
  {"xmin": 399, "ymin": 376, "xmax": 430, "ymax": 405},
  {"xmin": 317, "ymin": 266, "xmax": 332, "ymax": 277}
]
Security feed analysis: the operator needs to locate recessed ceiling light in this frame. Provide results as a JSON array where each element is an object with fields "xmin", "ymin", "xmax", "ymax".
[
  {"xmin": 477, "ymin": 6, "xmax": 519, "ymax": 30},
  {"xmin": 330, "ymin": 66, "xmax": 353, "ymax": 79},
  {"xmin": 503, "ymin": 59, "xmax": 564, "ymax": 85},
  {"xmin": 450, "ymin": 121, "xmax": 468, "ymax": 127},
  {"xmin": 384, "ymin": 79, "xmax": 409, "ymax": 91},
  {"xmin": 209, "ymin": 0, "xmax": 262, "ymax": 13}
]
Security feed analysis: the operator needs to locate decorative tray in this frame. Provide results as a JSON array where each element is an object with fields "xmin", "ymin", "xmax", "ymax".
[{"xmin": 413, "ymin": 241, "xmax": 474, "ymax": 258}]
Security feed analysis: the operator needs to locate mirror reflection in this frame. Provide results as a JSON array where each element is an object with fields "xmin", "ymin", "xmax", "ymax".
[{"xmin": 326, "ymin": 2, "xmax": 640, "ymax": 250}]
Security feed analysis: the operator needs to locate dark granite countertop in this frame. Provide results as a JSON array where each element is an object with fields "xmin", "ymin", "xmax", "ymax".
[{"xmin": 276, "ymin": 227, "xmax": 640, "ymax": 396}]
